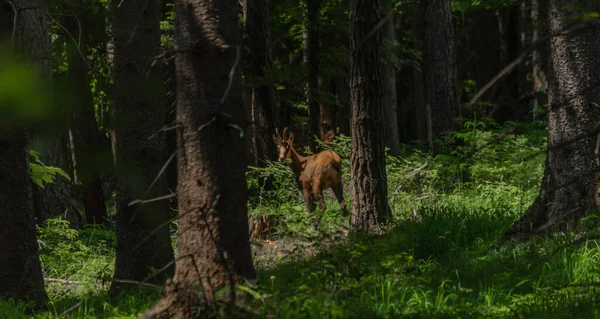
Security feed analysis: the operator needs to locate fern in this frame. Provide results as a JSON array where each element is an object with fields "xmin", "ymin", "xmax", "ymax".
[{"xmin": 29, "ymin": 150, "xmax": 71, "ymax": 188}]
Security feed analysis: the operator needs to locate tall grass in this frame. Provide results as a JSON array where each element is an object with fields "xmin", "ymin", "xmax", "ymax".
[{"xmin": 5, "ymin": 120, "xmax": 600, "ymax": 318}]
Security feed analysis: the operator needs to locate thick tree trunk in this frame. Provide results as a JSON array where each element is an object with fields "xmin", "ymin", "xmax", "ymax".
[
  {"xmin": 110, "ymin": 0, "xmax": 176, "ymax": 292},
  {"xmin": 243, "ymin": 0, "xmax": 276, "ymax": 167},
  {"xmin": 348, "ymin": 0, "xmax": 391, "ymax": 233},
  {"xmin": 64, "ymin": 3, "xmax": 109, "ymax": 225},
  {"xmin": 0, "ymin": 0, "xmax": 50, "ymax": 308},
  {"xmin": 504, "ymin": 1, "xmax": 600, "ymax": 237},
  {"xmin": 0, "ymin": 130, "xmax": 48, "ymax": 308},
  {"xmin": 306, "ymin": 0, "xmax": 321, "ymax": 151},
  {"xmin": 142, "ymin": 0, "xmax": 256, "ymax": 316},
  {"xmin": 420, "ymin": 0, "xmax": 458, "ymax": 153},
  {"xmin": 381, "ymin": 13, "xmax": 401, "ymax": 156}
]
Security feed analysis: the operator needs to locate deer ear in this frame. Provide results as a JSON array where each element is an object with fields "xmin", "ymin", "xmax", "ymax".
[
  {"xmin": 288, "ymin": 132, "xmax": 294, "ymax": 145},
  {"xmin": 272, "ymin": 134, "xmax": 279, "ymax": 145}
]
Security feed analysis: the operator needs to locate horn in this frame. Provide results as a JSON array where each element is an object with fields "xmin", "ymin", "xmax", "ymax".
[{"xmin": 282, "ymin": 127, "xmax": 289, "ymax": 141}]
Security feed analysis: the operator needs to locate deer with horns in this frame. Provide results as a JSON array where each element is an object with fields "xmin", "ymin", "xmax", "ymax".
[{"xmin": 273, "ymin": 127, "xmax": 347, "ymax": 226}]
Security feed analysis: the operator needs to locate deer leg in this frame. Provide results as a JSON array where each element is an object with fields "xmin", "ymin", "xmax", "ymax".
[
  {"xmin": 332, "ymin": 179, "xmax": 347, "ymax": 217},
  {"xmin": 302, "ymin": 187, "xmax": 314, "ymax": 217},
  {"xmin": 310, "ymin": 185, "xmax": 327, "ymax": 229}
]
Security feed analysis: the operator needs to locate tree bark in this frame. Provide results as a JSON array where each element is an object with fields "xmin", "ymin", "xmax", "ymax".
[
  {"xmin": 306, "ymin": 0, "xmax": 321, "ymax": 151},
  {"xmin": 412, "ymin": 11, "xmax": 427, "ymax": 143},
  {"xmin": 141, "ymin": 0, "xmax": 256, "ymax": 316},
  {"xmin": 0, "ymin": 0, "xmax": 50, "ymax": 308},
  {"xmin": 348, "ymin": 0, "xmax": 391, "ymax": 233},
  {"xmin": 504, "ymin": 1, "xmax": 600, "ymax": 238},
  {"xmin": 243, "ymin": 0, "xmax": 276, "ymax": 167},
  {"xmin": 110, "ymin": 0, "xmax": 176, "ymax": 292},
  {"xmin": 31, "ymin": 140, "xmax": 82, "ymax": 227},
  {"xmin": 420, "ymin": 0, "xmax": 458, "ymax": 153},
  {"xmin": 0, "ymin": 130, "xmax": 48, "ymax": 308},
  {"xmin": 381, "ymin": 13, "xmax": 401, "ymax": 156}
]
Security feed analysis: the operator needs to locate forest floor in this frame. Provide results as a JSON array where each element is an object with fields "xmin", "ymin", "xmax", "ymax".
[{"xmin": 5, "ymin": 123, "xmax": 600, "ymax": 318}]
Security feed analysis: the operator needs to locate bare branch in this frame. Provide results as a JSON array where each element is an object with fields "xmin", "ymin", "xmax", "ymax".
[
  {"xmin": 5, "ymin": 1, "xmax": 17, "ymax": 49},
  {"xmin": 148, "ymin": 121, "xmax": 178, "ymax": 140},
  {"xmin": 467, "ymin": 21, "xmax": 600, "ymax": 109},
  {"xmin": 44, "ymin": 277, "xmax": 82, "ymax": 285},
  {"xmin": 46, "ymin": 14, "xmax": 95, "ymax": 72},
  {"xmin": 143, "ymin": 151, "xmax": 176, "ymax": 197},
  {"xmin": 59, "ymin": 300, "xmax": 84, "ymax": 317},
  {"xmin": 111, "ymin": 278, "xmax": 163, "ymax": 290},
  {"xmin": 220, "ymin": 45, "xmax": 241, "ymax": 104},
  {"xmin": 356, "ymin": 10, "xmax": 394, "ymax": 51},
  {"xmin": 227, "ymin": 123, "xmax": 244, "ymax": 138},
  {"xmin": 128, "ymin": 192, "xmax": 176, "ymax": 207}
]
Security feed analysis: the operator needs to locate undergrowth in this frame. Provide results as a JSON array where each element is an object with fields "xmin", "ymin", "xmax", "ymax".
[{"xmin": 5, "ymin": 120, "xmax": 600, "ymax": 318}]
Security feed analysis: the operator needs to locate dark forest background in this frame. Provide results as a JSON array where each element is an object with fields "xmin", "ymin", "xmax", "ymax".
[{"xmin": 3, "ymin": 0, "xmax": 600, "ymax": 317}]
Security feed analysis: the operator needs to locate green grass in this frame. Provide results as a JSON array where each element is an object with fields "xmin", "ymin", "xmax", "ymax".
[
  {"xmin": 251, "ymin": 201, "xmax": 600, "ymax": 318},
  {"xmin": 5, "ymin": 120, "xmax": 600, "ymax": 318}
]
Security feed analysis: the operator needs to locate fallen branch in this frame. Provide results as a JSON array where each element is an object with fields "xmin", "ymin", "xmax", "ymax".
[{"xmin": 44, "ymin": 277, "xmax": 82, "ymax": 285}]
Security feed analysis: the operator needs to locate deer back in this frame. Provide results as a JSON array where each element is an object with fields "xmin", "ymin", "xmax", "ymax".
[{"xmin": 301, "ymin": 150, "xmax": 342, "ymax": 188}]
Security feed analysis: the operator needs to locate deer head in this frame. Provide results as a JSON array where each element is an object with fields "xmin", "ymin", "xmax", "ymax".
[{"xmin": 272, "ymin": 127, "xmax": 295, "ymax": 163}]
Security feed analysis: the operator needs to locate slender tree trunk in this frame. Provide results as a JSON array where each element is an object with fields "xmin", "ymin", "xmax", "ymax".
[
  {"xmin": 334, "ymin": 75, "xmax": 350, "ymax": 136},
  {"xmin": 306, "ymin": 0, "xmax": 321, "ymax": 151},
  {"xmin": 420, "ymin": 0, "xmax": 458, "ymax": 153},
  {"xmin": 531, "ymin": 0, "xmax": 547, "ymax": 120},
  {"xmin": 320, "ymin": 78, "xmax": 336, "ymax": 143},
  {"xmin": 349, "ymin": 0, "xmax": 391, "ymax": 233},
  {"xmin": 243, "ymin": 0, "xmax": 276, "ymax": 167},
  {"xmin": 0, "ymin": 0, "xmax": 51, "ymax": 308},
  {"xmin": 411, "ymin": 7, "xmax": 427, "ymax": 144},
  {"xmin": 31, "ymin": 134, "xmax": 82, "ymax": 227},
  {"xmin": 504, "ymin": 1, "xmax": 600, "ymax": 238},
  {"xmin": 64, "ymin": 2, "xmax": 109, "ymax": 225},
  {"xmin": 381, "ymin": 13, "xmax": 401, "ymax": 155},
  {"xmin": 141, "ymin": 0, "xmax": 256, "ymax": 316},
  {"xmin": 110, "ymin": 0, "xmax": 176, "ymax": 292}
]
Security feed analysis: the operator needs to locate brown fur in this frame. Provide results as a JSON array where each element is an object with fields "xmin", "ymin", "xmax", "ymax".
[{"xmin": 273, "ymin": 128, "xmax": 346, "ymax": 225}]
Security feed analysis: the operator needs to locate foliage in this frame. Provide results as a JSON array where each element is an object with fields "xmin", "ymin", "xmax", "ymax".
[
  {"xmin": 0, "ymin": 49, "xmax": 52, "ymax": 129},
  {"xmin": 5, "ymin": 106, "xmax": 600, "ymax": 319},
  {"xmin": 0, "ymin": 218, "xmax": 162, "ymax": 318},
  {"xmin": 29, "ymin": 150, "xmax": 71, "ymax": 188}
]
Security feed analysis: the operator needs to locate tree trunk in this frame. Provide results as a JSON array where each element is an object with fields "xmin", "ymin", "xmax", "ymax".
[
  {"xmin": 306, "ymin": 0, "xmax": 321, "ymax": 151},
  {"xmin": 64, "ymin": 2, "xmax": 109, "ymax": 225},
  {"xmin": 141, "ymin": 0, "xmax": 256, "ymax": 316},
  {"xmin": 0, "ymin": 0, "xmax": 51, "ymax": 308},
  {"xmin": 243, "ymin": 0, "xmax": 276, "ymax": 167},
  {"xmin": 334, "ymin": 75, "xmax": 350, "ymax": 136},
  {"xmin": 0, "ymin": 130, "xmax": 48, "ymax": 308},
  {"xmin": 412, "ymin": 14, "xmax": 427, "ymax": 144},
  {"xmin": 31, "ymin": 139, "xmax": 82, "ymax": 227},
  {"xmin": 110, "ymin": 0, "xmax": 176, "ymax": 292},
  {"xmin": 320, "ymin": 78, "xmax": 337, "ymax": 143},
  {"xmin": 381, "ymin": 13, "xmax": 401, "ymax": 156},
  {"xmin": 420, "ymin": 0, "xmax": 458, "ymax": 153},
  {"xmin": 348, "ymin": 0, "xmax": 391, "ymax": 234},
  {"xmin": 504, "ymin": 1, "xmax": 600, "ymax": 238}
]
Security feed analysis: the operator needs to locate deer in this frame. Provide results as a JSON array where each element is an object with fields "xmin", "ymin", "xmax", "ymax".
[{"xmin": 272, "ymin": 127, "xmax": 347, "ymax": 227}]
